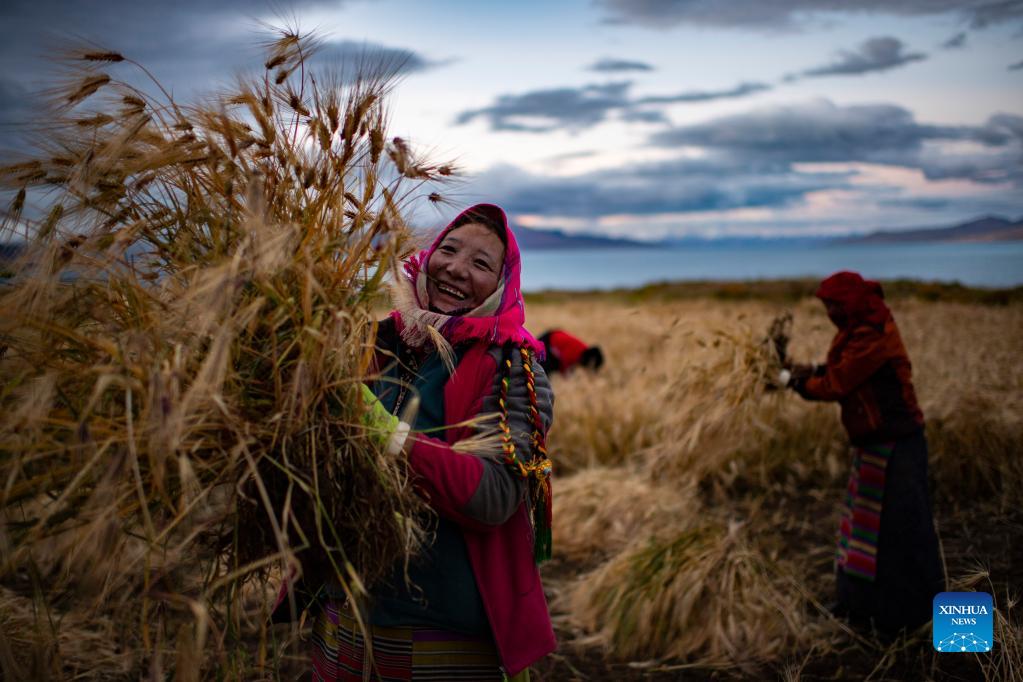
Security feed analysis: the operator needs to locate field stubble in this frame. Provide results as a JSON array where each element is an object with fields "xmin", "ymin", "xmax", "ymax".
[{"xmin": 528, "ymin": 296, "xmax": 1023, "ymax": 680}]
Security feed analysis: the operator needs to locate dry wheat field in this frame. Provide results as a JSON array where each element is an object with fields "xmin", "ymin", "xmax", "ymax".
[{"xmin": 526, "ymin": 291, "xmax": 1023, "ymax": 681}]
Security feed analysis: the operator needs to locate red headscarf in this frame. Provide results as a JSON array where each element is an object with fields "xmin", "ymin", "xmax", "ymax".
[
  {"xmin": 391, "ymin": 204, "xmax": 544, "ymax": 357},
  {"xmin": 815, "ymin": 271, "xmax": 890, "ymax": 328}
]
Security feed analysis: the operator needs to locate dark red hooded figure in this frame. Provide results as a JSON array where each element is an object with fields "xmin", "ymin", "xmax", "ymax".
[
  {"xmin": 815, "ymin": 271, "xmax": 890, "ymax": 329},
  {"xmin": 791, "ymin": 273, "xmax": 943, "ymax": 633},
  {"xmin": 795, "ymin": 271, "xmax": 923, "ymax": 444}
]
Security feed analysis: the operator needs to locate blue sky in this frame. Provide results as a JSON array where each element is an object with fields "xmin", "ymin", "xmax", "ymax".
[{"xmin": 2, "ymin": 0, "xmax": 1022, "ymax": 238}]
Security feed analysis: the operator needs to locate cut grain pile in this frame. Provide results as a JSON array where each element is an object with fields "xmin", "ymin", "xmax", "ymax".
[
  {"xmin": 564, "ymin": 520, "xmax": 820, "ymax": 672},
  {"xmin": 0, "ymin": 29, "xmax": 451, "ymax": 678},
  {"xmin": 552, "ymin": 468, "xmax": 698, "ymax": 563}
]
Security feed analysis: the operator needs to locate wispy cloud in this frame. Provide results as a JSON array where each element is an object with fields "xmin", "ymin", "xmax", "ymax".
[
  {"xmin": 596, "ymin": 0, "xmax": 1023, "ymax": 31},
  {"xmin": 636, "ymin": 82, "xmax": 771, "ymax": 104},
  {"xmin": 792, "ymin": 37, "xmax": 926, "ymax": 79},
  {"xmin": 1010, "ymin": 59, "xmax": 1023, "ymax": 70},
  {"xmin": 316, "ymin": 40, "xmax": 452, "ymax": 81},
  {"xmin": 588, "ymin": 58, "xmax": 655, "ymax": 73},
  {"xmin": 455, "ymin": 80, "xmax": 769, "ymax": 132},
  {"xmin": 942, "ymin": 32, "xmax": 967, "ymax": 49}
]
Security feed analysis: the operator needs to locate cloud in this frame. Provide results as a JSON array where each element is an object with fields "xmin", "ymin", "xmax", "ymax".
[
  {"xmin": 472, "ymin": 157, "xmax": 850, "ymax": 221},
  {"xmin": 917, "ymin": 113, "xmax": 1023, "ymax": 184},
  {"xmin": 596, "ymin": 0, "xmax": 1023, "ymax": 31},
  {"xmin": 0, "ymin": 0, "xmax": 443, "ymax": 152},
  {"xmin": 455, "ymin": 82, "xmax": 634, "ymax": 132},
  {"xmin": 0, "ymin": 78, "xmax": 33, "ymax": 125},
  {"xmin": 635, "ymin": 81, "xmax": 771, "ymax": 104},
  {"xmin": 588, "ymin": 58, "xmax": 655, "ymax": 73},
  {"xmin": 650, "ymin": 99, "xmax": 1015, "ymax": 161},
  {"xmin": 876, "ymin": 196, "xmax": 953, "ymax": 211},
  {"xmin": 795, "ymin": 37, "xmax": 926, "ymax": 79},
  {"xmin": 455, "ymin": 80, "xmax": 769, "ymax": 132},
  {"xmin": 462, "ymin": 105, "xmax": 1023, "ymax": 237},
  {"xmin": 1010, "ymin": 59, "xmax": 1023, "ymax": 70},
  {"xmin": 315, "ymin": 40, "xmax": 451, "ymax": 81},
  {"xmin": 942, "ymin": 32, "xmax": 968, "ymax": 49},
  {"xmin": 647, "ymin": 100, "xmax": 1023, "ymax": 188}
]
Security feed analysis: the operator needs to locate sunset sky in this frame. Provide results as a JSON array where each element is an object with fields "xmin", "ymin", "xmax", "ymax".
[{"xmin": 2, "ymin": 0, "xmax": 1022, "ymax": 239}]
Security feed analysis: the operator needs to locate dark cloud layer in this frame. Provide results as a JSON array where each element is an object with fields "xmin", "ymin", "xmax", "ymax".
[
  {"xmin": 455, "ymin": 80, "xmax": 770, "ymax": 132},
  {"xmin": 1010, "ymin": 59, "xmax": 1023, "ymax": 70},
  {"xmin": 478, "ymin": 157, "xmax": 849, "ymax": 220},
  {"xmin": 316, "ymin": 40, "xmax": 449, "ymax": 80},
  {"xmin": 649, "ymin": 100, "xmax": 1023, "ymax": 184},
  {"xmin": 588, "ymin": 58, "xmax": 656, "ymax": 73},
  {"xmin": 469, "ymin": 102, "xmax": 1022, "ymax": 230},
  {"xmin": 455, "ymin": 82, "xmax": 634, "ymax": 132},
  {"xmin": 796, "ymin": 37, "xmax": 926, "ymax": 78},
  {"xmin": 0, "ymin": 0, "xmax": 442, "ymax": 148},
  {"xmin": 597, "ymin": 0, "xmax": 1023, "ymax": 30}
]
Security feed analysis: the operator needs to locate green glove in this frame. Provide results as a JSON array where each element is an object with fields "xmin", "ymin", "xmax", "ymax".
[{"xmin": 360, "ymin": 384, "xmax": 410, "ymax": 455}]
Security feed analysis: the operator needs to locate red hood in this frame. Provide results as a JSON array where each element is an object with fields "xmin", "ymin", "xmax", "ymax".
[{"xmin": 816, "ymin": 270, "xmax": 890, "ymax": 328}]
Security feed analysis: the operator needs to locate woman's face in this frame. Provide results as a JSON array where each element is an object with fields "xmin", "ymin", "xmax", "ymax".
[
  {"xmin": 426, "ymin": 222, "xmax": 505, "ymax": 314},
  {"xmin": 823, "ymin": 298, "xmax": 847, "ymax": 327}
]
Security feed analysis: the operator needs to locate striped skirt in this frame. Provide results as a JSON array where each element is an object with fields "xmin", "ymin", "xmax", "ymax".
[
  {"xmin": 310, "ymin": 600, "xmax": 507, "ymax": 681},
  {"xmin": 835, "ymin": 442, "xmax": 893, "ymax": 581}
]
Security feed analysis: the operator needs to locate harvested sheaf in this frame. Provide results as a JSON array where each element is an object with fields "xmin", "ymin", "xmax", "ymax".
[
  {"xmin": 552, "ymin": 468, "xmax": 698, "ymax": 563},
  {"xmin": 0, "ymin": 27, "xmax": 454, "ymax": 678},
  {"xmin": 565, "ymin": 521, "xmax": 818, "ymax": 670}
]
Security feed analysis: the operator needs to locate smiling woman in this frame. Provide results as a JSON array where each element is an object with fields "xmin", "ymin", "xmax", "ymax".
[{"xmin": 310, "ymin": 204, "xmax": 556, "ymax": 681}]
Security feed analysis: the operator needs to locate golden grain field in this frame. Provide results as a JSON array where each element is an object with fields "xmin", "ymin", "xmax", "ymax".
[{"xmin": 527, "ymin": 294, "xmax": 1023, "ymax": 680}]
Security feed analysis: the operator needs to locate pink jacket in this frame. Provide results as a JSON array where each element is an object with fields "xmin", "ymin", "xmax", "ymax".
[{"xmin": 394, "ymin": 337, "xmax": 556, "ymax": 676}]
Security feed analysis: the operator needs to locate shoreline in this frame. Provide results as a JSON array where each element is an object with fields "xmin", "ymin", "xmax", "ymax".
[{"xmin": 523, "ymin": 277, "xmax": 1023, "ymax": 305}]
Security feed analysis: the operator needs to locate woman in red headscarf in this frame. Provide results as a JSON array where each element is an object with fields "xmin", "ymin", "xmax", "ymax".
[
  {"xmin": 309, "ymin": 204, "xmax": 555, "ymax": 681},
  {"xmin": 780, "ymin": 271, "xmax": 944, "ymax": 635}
]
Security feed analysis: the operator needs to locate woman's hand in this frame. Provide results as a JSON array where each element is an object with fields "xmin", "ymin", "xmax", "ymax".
[
  {"xmin": 360, "ymin": 384, "xmax": 410, "ymax": 456},
  {"xmin": 789, "ymin": 364, "xmax": 815, "ymax": 380}
]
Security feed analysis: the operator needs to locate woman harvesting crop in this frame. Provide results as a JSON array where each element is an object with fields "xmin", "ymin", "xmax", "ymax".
[
  {"xmin": 778, "ymin": 271, "xmax": 945, "ymax": 635},
  {"xmin": 309, "ymin": 204, "xmax": 556, "ymax": 681}
]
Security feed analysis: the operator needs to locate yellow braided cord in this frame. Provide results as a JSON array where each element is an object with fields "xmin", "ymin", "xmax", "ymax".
[{"xmin": 499, "ymin": 353, "xmax": 522, "ymax": 468}]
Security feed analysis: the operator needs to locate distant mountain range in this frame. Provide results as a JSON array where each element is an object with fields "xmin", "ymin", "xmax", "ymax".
[{"xmin": 838, "ymin": 215, "xmax": 1023, "ymax": 244}]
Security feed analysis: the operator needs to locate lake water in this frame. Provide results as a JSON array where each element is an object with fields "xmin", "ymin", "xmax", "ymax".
[{"xmin": 519, "ymin": 242, "xmax": 1023, "ymax": 291}]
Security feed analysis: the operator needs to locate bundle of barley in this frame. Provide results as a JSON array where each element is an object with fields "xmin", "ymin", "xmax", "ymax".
[
  {"xmin": 565, "ymin": 520, "xmax": 816, "ymax": 670},
  {"xmin": 639, "ymin": 313, "xmax": 799, "ymax": 485},
  {"xmin": 552, "ymin": 468, "xmax": 698, "ymax": 563},
  {"xmin": 0, "ymin": 28, "xmax": 448, "ymax": 678}
]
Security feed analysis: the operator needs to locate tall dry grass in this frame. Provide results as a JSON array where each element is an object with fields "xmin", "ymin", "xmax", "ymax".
[
  {"xmin": 533, "ymin": 298, "xmax": 1023, "ymax": 503},
  {"xmin": 0, "ymin": 28, "xmax": 452, "ymax": 678},
  {"xmin": 533, "ymin": 295, "xmax": 1022, "ymax": 672}
]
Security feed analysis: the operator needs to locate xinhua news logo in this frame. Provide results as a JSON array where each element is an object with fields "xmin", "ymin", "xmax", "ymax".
[{"xmin": 933, "ymin": 592, "xmax": 994, "ymax": 653}]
